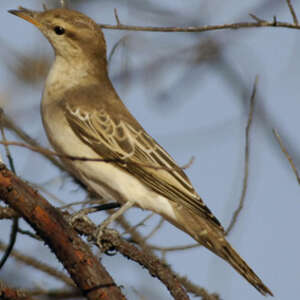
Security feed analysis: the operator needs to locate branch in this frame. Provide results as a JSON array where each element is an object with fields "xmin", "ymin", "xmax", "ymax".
[
  {"xmin": 0, "ymin": 240, "xmax": 74, "ymax": 287},
  {"xmin": 273, "ymin": 129, "xmax": 300, "ymax": 184},
  {"xmin": 29, "ymin": 288, "xmax": 81, "ymax": 298},
  {"xmin": 71, "ymin": 217, "xmax": 191, "ymax": 300},
  {"xmin": 0, "ymin": 206, "xmax": 18, "ymax": 219},
  {"xmin": 0, "ymin": 281, "xmax": 34, "ymax": 300},
  {"xmin": 99, "ymin": 18, "xmax": 300, "ymax": 32},
  {"xmin": 0, "ymin": 163, "xmax": 125, "ymax": 300},
  {"xmin": 2, "ymin": 113, "xmax": 63, "ymax": 170},
  {"xmin": 286, "ymin": 0, "xmax": 299, "ymax": 25},
  {"xmin": 0, "ymin": 140, "xmax": 194, "ymax": 172},
  {"xmin": 226, "ymin": 76, "xmax": 258, "ymax": 234},
  {"xmin": 172, "ymin": 276, "xmax": 220, "ymax": 300}
]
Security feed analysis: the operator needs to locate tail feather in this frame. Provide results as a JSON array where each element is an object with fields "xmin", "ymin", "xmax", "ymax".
[
  {"xmin": 172, "ymin": 208, "xmax": 273, "ymax": 296},
  {"xmin": 211, "ymin": 238, "xmax": 273, "ymax": 296}
]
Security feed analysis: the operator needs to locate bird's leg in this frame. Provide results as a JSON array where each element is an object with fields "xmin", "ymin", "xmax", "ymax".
[
  {"xmin": 70, "ymin": 203, "xmax": 121, "ymax": 225},
  {"xmin": 96, "ymin": 201, "xmax": 134, "ymax": 244}
]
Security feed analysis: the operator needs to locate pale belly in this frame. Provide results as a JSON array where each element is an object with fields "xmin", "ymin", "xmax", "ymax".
[{"xmin": 41, "ymin": 101, "xmax": 177, "ymax": 221}]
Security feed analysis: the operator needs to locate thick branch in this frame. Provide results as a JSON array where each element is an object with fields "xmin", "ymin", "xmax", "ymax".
[
  {"xmin": 0, "ymin": 281, "xmax": 33, "ymax": 300},
  {"xmin": 0, "ymin": 163, "xmax": 125, "ymax": 300},
  {"xmin": 71, "ymin": 216, "xmax": 194, "ymax": 300}
]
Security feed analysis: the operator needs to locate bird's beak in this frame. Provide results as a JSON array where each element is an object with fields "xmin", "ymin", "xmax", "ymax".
[{"xmin": 8, "ymin": 7, "xmax": 41, "ymax": 28}]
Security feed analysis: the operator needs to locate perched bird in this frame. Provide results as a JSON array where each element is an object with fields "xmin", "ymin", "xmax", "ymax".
[{"xmin": 9, "ymin": 7, "xmax": 272, "ymax": 296}]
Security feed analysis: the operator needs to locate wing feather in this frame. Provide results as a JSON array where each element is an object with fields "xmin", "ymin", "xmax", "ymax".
[{"xmin": 65, "ymin": 104, "xmax": 223, "ymax": 231}]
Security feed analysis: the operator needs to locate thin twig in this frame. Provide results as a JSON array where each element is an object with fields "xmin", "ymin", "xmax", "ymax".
[
  {"xmin": 2, "ymin": 113, "xmax": 63, "ymax": 170},
  {"xmin": 0, "ymin": 140, "xmax": 194, "ymax": 172},
  {"xmin": 226, "ymin": 76, "xmax": 258, "ymax": 235},
  {"xmin": 17, "ymin": 229, "xmax": 41, "ymax": 240},
  {"xmin": 0, "ymin": 240, "xmax": 74, "ymax": 286},
  {"xmin": 99, "ymin": 19, "xmax": 300, "ymax": 32},
  {"xmin": 124, "ymin": 212, "xmax": 154, "ymax": 236},
  {"xmin": 0, "ymin": 217, "xmax": 18, "ymax": 269},
  {"xmin": 286, "ymin": 0, "xmax": 299, "ymax": 25},
  {"xmin": 108, "ymin": 36, "xmax": 129, "ymax": 65},
  {"xmin": 181, "ymin": 156, "xmax": 195, "ymax": 170},
  {"xmin": 143, "ymin": 217, "xmax": 164, "ymax": 242},
  {"xmin": 149, "ymin": 243, "xmax": 199, "ymax": 252},
  {"xmin": 248, "ymin": 13, "xmax": 266, "ymax": 23},
  {"xmin": 273, "ymin": 129, "xmax": 300, "ymax": 184},
  {"xmin": 60, "ymin": 199, "xmax": 96, "ymax": 209},
  {"xmin": 174, "ymin": 275, "xmax": 220, "ymax": 300},
  {"xmin": 0, "ymin": 111, "xmax": 16, "ymax": 174},
  {"xmin": 114, "ymin": 8, "xmax": 121, "ymax": 25},
  {"xmin": 29, "ymin": 288, "xmax": 81, "ymax": 298}
]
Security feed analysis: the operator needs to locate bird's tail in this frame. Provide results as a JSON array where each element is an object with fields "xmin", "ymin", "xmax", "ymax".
[
  {"xmin": 173, "ymin": 209, "xmax": 273, "ymax": 296},
  {"xmin": 205, "ymin": 234, "xmax": 273, "ymax": 296}
]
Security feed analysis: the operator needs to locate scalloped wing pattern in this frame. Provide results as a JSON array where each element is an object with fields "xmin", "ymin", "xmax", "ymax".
[{"xmin": 65, "ymin": 104, "xmax": 223, "ymax": 231}]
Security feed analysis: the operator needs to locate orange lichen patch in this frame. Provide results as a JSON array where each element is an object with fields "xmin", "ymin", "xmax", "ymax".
[
  {"xmin": 0, "ymin": 171, "xmax": 12, "ymax": 188},
  {"xmin": 33, "ymin": 206, "xmax": 64, "ymax": 236},
  {"xmin": 75, "ymin": 249, "xmax": 85, "ymax": 261},
  {"xmin": 33, "ymin": 206, "xmax": 51, "ymax": 223}
]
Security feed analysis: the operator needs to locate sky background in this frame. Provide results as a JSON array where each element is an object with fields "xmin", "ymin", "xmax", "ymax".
[{"xmin": 0, "ymin": 0, "xmax": 300, "ymax": 299}]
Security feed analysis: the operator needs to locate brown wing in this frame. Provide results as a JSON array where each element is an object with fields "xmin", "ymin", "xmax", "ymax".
[{"xmin": 64, "ymin": 103, "xmax": 224, "ymax": 232}]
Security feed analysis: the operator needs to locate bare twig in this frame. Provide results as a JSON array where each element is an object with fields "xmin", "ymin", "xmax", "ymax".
[
  {"xmin": 226, "ymin": 76, "xmax": 258, "ymax": 235},
  {"xmin": 29, "ymin": 289, "xmax": 81, "ymax": 298},
  {"xmin": 0, "ymin": 217, "xmax": 18, "ymax": 270},
  {"xmin": 286, "ymin": 0, "xmax": 299, "ymax": 25},
  {"xmin": 149, "ymin": 243, "xmax": 199, "ymax": 252},
  {"xmin": 114, "ymin": 8, "xmax": 121, "ymax": 25},
  {"xmin": 108, "ymin": 36, "xmax": 129, "ymax": 65},
  {"xmin": 0, "ymin": 240, "xmax": 74, "ymax": 286},
  {"xmin": 2, "ymin": 114, "xmax": 63, "ymax": 170},
  {"xmin": 249, "ymin": 13, "xmax": 266, "ymax": 23},
  {"xmin": 143, "ymin": 217, "xmax": 164, "ymax": 242},
  {"xmin": 99, "ymin": 18, "xmax": 300, "ymax": 32},
  {"xmin": 16, "ymin": 229, "xmax": 41, "ymax": 240},
  {"xmin": 174, "ymin": 275, "xmax": 220, "ymax": 300},
  {"xmin": 0, "ymin": 140, "xmax": 194, "ymax": 172},
  {"xmin": 0, "ymin": 111, "xmax": 16, "ymax": 174},
  {"xmin": 273, "ymin": 129, "xmax": 300, "ymax": 184},
  {"xmin": 125, "ymin": 212, "xmax": 154, "ymax": 236},
  {"xmin": 181, "ymin": 156, "xmax": 195, "ymax": 170}
]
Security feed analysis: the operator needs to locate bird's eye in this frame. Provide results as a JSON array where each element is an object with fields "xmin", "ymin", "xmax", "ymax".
[{"xmin": 54, "ymin": 26, "xmax": 65, "ymax": 35}]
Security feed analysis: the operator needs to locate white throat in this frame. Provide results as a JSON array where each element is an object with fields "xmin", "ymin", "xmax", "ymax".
[{"xmin": 45, "ymin": 55, "xmax": 92, "ymax": 96}]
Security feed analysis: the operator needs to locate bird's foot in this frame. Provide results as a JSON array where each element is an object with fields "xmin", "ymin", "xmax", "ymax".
[
  {"xmin": 70, "ymin": 207, "xmax": 96, "ymax": 226},
  {"xmin": 96, "ymin": 201, "xmax": 135, "ymax": 246}
]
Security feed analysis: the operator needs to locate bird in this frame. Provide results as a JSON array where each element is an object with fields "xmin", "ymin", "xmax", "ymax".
[{"xmin": 9, "ymin": 6, "xmax": 272, "ymax": 296}]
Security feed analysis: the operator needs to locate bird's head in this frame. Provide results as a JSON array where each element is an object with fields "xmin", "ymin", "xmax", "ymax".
[{"xmin": 9, "ymin": 7, "xmax": 107, "ymax": 63}]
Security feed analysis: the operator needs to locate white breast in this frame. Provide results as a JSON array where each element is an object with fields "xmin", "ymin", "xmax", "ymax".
[{"xmin": 41, "ymin": 91, "xmax": 177, "ymax": 222}]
